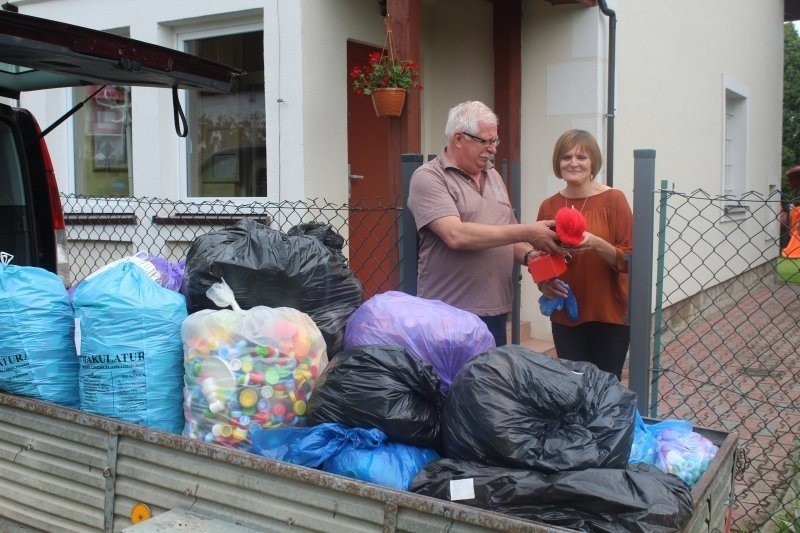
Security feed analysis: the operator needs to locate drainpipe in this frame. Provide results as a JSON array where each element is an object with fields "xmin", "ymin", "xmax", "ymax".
[{"xmin": 597, "ymin": 0, "xmax": 616, "ymax": 186}]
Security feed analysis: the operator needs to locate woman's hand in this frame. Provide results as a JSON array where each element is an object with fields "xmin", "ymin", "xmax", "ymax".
[
  {"xmin": 564, "ymin": 232, "xmax": 596, "ymax": 255},
  {"xmin": 562, "ymin": 231, "xmax": 622, "ymax": 268}
]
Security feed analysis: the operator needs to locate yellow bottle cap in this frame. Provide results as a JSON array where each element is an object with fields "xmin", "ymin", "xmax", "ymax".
[{"xmin": 239, "ymin": 388, "xmax": 258, "ymax": 408}]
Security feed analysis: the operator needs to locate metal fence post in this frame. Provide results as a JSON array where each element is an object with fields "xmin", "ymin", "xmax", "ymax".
[
  {"xmin": 400, "ymin": 153, "xmax": 424, "ymax": 296},
  {"xmin": 649, "ymin": 179, "xmax": 669, "ymax": 417},
  {"xmin": 629, "ymin": 149, "xmax": 656, "ymax": 414},
  {"xmin": 505, "ymin": 160, "xmax": 522, "ymax": 345}
]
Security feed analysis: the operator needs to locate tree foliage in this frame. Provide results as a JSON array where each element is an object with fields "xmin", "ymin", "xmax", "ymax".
[{"xmin": 783, "ymin": 23, "xmax": 800, "ymax": 196}]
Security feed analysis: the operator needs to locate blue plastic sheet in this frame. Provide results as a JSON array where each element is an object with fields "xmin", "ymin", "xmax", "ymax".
[
  {"xmin": 0, "ymin": 262, "xmax": 79, "ymax": 407},
  {"xmin": 72, "ymin": 262, "xmax": 187, "ymax": 433},
  {"xmin": 252, "ymin": 422, "xmax": 439, "ymax": 490}
]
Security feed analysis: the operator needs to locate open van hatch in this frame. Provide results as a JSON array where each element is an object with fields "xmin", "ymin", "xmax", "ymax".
[{"xmin": 0, "ymin": 8, "xmax": 243, "ymax": 99}]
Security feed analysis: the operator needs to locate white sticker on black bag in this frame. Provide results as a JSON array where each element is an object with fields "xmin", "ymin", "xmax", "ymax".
[{"xmin": 449, "ymin": 478, "xmax": 475, "ymax": 501}]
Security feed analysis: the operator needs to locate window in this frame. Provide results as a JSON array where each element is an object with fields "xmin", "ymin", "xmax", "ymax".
[
  {"xmin": 72, "ymin": 85, "xmax": 133, "ymax": 197},
  {"xmin": 722, "ymin": 78, "xmax": 748, "ymax": 208},
  {"xmin": 184, "ymin": 30, "xmax": 266, "ymax": 198}
]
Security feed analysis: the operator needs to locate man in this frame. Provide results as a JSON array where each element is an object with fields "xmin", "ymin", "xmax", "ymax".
[{"xmin": 407, "ymin": 100, "xmax": 561, "ymax": 346}]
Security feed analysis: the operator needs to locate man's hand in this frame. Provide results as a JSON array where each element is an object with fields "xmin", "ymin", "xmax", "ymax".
[{"xmin": 527, "ymin": 220, "xmax": 563, "ymax": 255}]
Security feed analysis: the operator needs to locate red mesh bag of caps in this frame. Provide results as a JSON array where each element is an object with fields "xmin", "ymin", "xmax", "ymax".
[{"xmin": 555, "ymin": 206, "xmax": 586, "ymax": 246}]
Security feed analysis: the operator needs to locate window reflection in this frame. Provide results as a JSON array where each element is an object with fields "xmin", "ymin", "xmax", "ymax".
[
  {"xmin": 73, "ymin": 85, "xmax": 132, "ymax": 197},
  {"xmin": 185, "ymin": 31, "xmax": 266, "ymax": 198}
]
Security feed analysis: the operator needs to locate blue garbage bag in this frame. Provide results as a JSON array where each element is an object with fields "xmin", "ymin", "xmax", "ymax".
[
  {"xmin": 629, "ymin": 412, "xmax": 658, "ymax": 464},
  {"xmin": 72, "ymin": 262, "xmax": 187, "ymax": 433},
  {"xmin": 252, "ymin": 422, "xmax": 439, "ymax": 490},
  {"xmin": 0, "ymin": 261, "xmax": 79, "ymax": 407},
  {"xmin": 252, "ymin": 422, "xmax": 384, "ymax": 468},
  {"xmin": 325, "ymin": 438, "xmax": 440, "ymax": 491}
]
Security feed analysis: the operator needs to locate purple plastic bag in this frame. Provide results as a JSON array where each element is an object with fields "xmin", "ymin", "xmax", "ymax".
[
  {"xmin": 142, "ymin": 254, "xmax": 185, "ymax": 292},
  {"xmin": 343, "ymin": 291, "xmax": 494, "ymax": 393}
]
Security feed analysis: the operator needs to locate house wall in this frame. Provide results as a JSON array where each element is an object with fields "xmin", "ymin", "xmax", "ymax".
[
  {"xmin": 520, "ymin": 1, "xmax": 608, "ymax": 337},
  {"xmin": 612, "ymin": 0, "xmax": 784, "ymax": 303},
  {"xmin": 299, "ymin": 1, "xmax": 384, "ymax": 204},
  {"xmin": 517, "ymin": 0, "xmax": 784, "ymax": 338},
  {"xmin": 13, "ymin": 0, "xmax": 495, "ymax": 202},
  {"xmin": 420, "ymin": 0, "xmax": 495, "ymax": 153},
  {"xmin": 614, "ymin": 0, "xmax": 783, "ymax": 199}
]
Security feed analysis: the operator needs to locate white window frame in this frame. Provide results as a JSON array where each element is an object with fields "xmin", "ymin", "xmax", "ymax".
[{"xmin": 721, "ymin": 75, "xmax": 749, "ymax": 216}]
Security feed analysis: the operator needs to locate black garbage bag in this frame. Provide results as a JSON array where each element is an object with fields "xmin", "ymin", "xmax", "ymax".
[
  {"xmin": 411, "ymin": 458, "xmax": 693, "ymax": 532},
  {"xmin": 442, "ymin": 346, "xmax": 637, "ymax": 472},
  {"xmin": 287, "ymin": 221, "xmax": 346, "ymax": 261},
  {"xmin": 181, "ymin": 218, "xmax": 363, "ymax": 356},
  {"xmin": 306, "ymin": 345, "xmax": 443, "ymax": 450}
]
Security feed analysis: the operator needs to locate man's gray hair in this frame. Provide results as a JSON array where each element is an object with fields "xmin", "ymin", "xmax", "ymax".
[{"xmin": 445, "ymin": 101, "xmax": 499, "ymax": 140}]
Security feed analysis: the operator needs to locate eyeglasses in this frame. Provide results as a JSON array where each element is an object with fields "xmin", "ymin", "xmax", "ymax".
[{"xmin": 460, "ymin": 131, "xmax": 501, "ymax": 148}]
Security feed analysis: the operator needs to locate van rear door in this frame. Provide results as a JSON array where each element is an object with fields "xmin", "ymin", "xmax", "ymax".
[{"xmin": 0, "ymin": 9, "xmax": 242, "ymax": 99}]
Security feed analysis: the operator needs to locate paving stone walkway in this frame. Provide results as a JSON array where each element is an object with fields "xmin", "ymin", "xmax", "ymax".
[{"xmin": 646, "ymin": 281, "xmax": 800, "ymax": 530}]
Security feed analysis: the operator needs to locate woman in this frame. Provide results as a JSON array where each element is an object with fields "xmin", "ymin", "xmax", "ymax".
[{"xmin": 536, "ymin": 129, "xmax": 633, "ymax": 380}]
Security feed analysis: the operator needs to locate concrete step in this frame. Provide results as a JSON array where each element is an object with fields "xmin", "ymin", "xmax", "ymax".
[{"xmin": 507, "ymin": 320, "xmax": 556, "ymax": 357}]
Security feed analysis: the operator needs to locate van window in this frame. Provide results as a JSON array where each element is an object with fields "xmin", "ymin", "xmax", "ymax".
[
  {"xmin": 184, "ymin": 30, "xmax": 266, "ymax": 198},
  {"xmin": 0, "ymin": 120, "xmax": 33, "ymax": 264},
  {"xmin": 0, "ymin": 122, "xmax": 24, "ymax": 205}
]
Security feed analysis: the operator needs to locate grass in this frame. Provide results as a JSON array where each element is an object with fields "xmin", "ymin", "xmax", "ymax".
[
  {"xmin": 777, "ymin": 257, "xmax": 800, "ymax": 285},
  {"xmin": 774, "ymin": 442, "xmax": 800, "ymax": 533}
]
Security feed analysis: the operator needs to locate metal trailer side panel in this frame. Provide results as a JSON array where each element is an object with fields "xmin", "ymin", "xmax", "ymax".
[
  {"xmin": 0, "ymin": 392, "xmax": 737, "ymax": 533},
  {"xmin": 114, "ymin": 438, "xmax": 388, "ymax": 532},
  {"xmin": 0, "ymin": 403, "xmax": 109, "ymax": 531},
  {"xmin": 0, "ymin": 393, "xmax": 566, "ymax": 533},
  {"xmin": 680, "ymin": 427, "xmax": 738, "ymax": 533}
]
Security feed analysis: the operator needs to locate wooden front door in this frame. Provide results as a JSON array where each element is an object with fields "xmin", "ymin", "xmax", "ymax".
[{"xmin": 346, "ymin": 41, "xmax": 400, "ymax": 299}]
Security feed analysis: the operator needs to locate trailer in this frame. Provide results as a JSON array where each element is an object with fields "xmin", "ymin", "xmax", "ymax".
[{"xmin": 0, "ymin": 391, "xmax": 736, "ymax": 532}]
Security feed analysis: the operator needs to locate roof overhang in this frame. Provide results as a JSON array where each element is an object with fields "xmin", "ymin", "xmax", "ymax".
[{"xmin": 788, "ymin": 0, "xmax": 800, "ymax": 21}]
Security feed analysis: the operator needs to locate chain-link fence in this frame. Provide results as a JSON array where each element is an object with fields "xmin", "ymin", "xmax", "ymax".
[
  {"xmin": 62, "ymin": 187, "xmax": 800, "ymax": 531},
  {"xmin": 651, "ymin": 187, "xmax": 800, "ymax": 531},
  {"xmin": 62, "ymin": 194, "xmax": 405, "ymax": 299}
]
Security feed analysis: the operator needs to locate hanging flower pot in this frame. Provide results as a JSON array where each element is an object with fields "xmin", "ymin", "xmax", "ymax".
[
  {"xmin": 350, "ymin": 16, "xmax": 422, "ymax": 119},
  {"xmin": 371, "ymin": 87, "xmax": 407, "ymax": 118}
]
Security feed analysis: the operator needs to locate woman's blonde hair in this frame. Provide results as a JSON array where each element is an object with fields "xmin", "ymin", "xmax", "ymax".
[{"xmin": 552, "ymin": 129, "xmax": 602, "ymax": 179}]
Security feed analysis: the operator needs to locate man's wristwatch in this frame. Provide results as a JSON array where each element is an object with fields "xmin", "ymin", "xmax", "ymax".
[{"xmin": 523, "ymin": 249, "xmax": 536, "ymax": 265}]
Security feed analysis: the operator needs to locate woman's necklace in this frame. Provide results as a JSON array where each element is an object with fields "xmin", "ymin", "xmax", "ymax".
[{"xmin": 564, "ymin": 193, "xmax": 590, "ymax": 213}]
